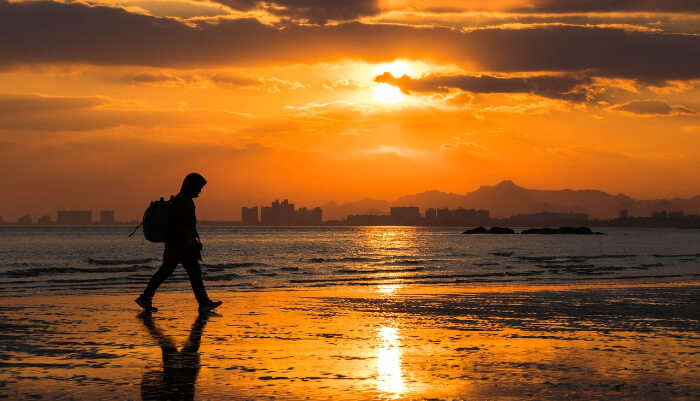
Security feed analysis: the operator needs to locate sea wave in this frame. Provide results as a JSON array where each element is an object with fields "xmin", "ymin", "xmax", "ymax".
[
  {"xmin": 335, "ymin": 267, "xmax": 426, "ymax": 274},
  {"xmin": 4, "ymin": 265, "xmax": 154, "ymax": 278},
  {"xmin": 87, "ymin": 258, "xmax": 154, "ymax": 265},
  {"xmin": 305, "ymin": 257, "xmax": 381, "ymax": 263},
  {"xmin": 203, "ymin": 262, "xmax": 269, "ymax": 271}
]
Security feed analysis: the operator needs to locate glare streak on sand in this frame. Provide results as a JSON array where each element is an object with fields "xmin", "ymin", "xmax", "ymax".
[{"xmin": 377, "ymin": 326, "xmax": 405, "ymax": 398}]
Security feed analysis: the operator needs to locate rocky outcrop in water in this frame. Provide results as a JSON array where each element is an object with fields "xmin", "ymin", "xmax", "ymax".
[
  {"xmin": 463, "ymin": 226, "xmax": 515, "ymax": 234},
  {"xmin": 520, "ymin": 226, "xmax": 606, "ymax": 235}
]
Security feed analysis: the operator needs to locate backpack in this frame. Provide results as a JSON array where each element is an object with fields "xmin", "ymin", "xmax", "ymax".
[{"xmin": 129, "ymin": 196, "xmax": 172, "ymax": 242}]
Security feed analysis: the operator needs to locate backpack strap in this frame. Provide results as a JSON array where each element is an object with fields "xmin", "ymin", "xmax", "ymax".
[{"xmin": 127, "ymin": 223, "xmax": 142, "ymax": 238}]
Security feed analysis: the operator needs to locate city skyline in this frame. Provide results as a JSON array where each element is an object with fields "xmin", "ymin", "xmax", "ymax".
[{"xmin": 5, "ymin": 180, "xmax": 700, "ymax": 225}]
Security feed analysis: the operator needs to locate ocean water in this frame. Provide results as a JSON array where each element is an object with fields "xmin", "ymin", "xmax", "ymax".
[{"xmin": 1, "ymin": 226, "xmax": 699, "ymax": 296}]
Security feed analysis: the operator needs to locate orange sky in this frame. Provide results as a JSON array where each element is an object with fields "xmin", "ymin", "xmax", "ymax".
[{"xmin": 1, "ymin": 0, "xmax": 699, "ymax": 220}]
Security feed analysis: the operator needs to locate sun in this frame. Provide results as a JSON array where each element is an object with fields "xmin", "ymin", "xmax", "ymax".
[
  {"xmin": 371, "ymin": 60, "xmax": 413, "ymax": 103},
  {"xmin": 373, "ymin": 83, "xmax": 405, "ymax": 103},
  {"xmin": 372, "ymin": 60, "xmax": 414, "ymax": 78}
]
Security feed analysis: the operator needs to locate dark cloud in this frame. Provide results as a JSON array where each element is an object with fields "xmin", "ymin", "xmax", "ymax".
[
  {"xmin": 511, "ymin": 0, "xmax": 700, "ymax": 13},
  {"xmin": 611, "ymin": 100, "xmax": 695, "ymax": 115},
  {"xmin": 0, "ymin": 1, "xmax": 453, "ymax": 67},
  {"xmin": 1, "ymin": 1, "xmax": 699, "ymax": 84},
  {"xmin": 118, "ymin": 72, "xmax": 187, "ymax": 85},
  {"xmin": 208, "ymin": 72, "xmax": 259, "ymax": 87},
  {"xmin": 0, "ymin": 93, "xmax": 251, "ymax": 131},
  {"xmin": 0, "ymin": 93, "xmax": 104, "ymax": 113},
  {"xmin": 375, "ymin": 72, "xmax": 593, "ymax": 101},
  {"xmin": 0, "ymin": 93, "xmax": 134, "ymax": 131},
  {"xmin": 459, "ymin": 26, "xmax": 700, "ymax": 84},
  {"xmin": 118, "ymin": 71, "xmax": 258, "ymax": 87},
  {"xmin": 271, "ymin": 0, "xmax": 379, "ymax": 24},
  {"xmin": 214, "ymin": 0, "xmax": 380, "ymax": 24}
]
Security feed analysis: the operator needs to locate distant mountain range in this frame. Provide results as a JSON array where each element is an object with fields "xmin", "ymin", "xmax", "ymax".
[{"xmin": 322, "ymin": 180, "xmax": 700, "ymax": 220}]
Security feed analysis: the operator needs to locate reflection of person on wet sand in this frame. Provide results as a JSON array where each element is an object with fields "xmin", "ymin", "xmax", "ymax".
[{"xmin": 139, "ymin": 312, "xmax": 214, "ymax": 401}]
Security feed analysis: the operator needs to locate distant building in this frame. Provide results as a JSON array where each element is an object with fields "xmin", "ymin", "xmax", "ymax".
[
  {"xmin": 346, "ymin": 207, "xmax": 491, "ymax": 226},
  {"xmin": 241, "ymin": 206, "xmax": 259, "ymax": 225},
  {"xmin": 619, "ymin": 209, "xmax": 629, "ymax": 219},
  {"xmin": 669, "ymin": 210, "xmax": 685, "ymax": 218},
  {"xmin": 17, "ymin": 215, "xmax": 32, "ymax": 225},
  {"xmin": 651, "ymin": 210, "xmax": 668, "ymax": 220},
  {"xmin": 99, "ymin": 210, "xmax": 115, "ymax": 225},
  {"xmin": 297, "ymin": 207, "xmax": 322, "ymax": 225},
  {"xmin": 509, "ymin": 212, "xmax": 588, "ymax": 226},
  {"xmin": 390, "ymin": 206, "xmax": 421, "ymax": 225},
  {"xmin": 57, "ymin": 210, "xmax": 92, "ymax": 225},
  {"xmin": 37, "ymin": 215, "xmax": 53, "ymax": 225},
  {"xmin": 432, "ymin": 208, "xmax": 489, "ymax": 226},
  {"xmin": 262, "ymin": 200, "xmax": 293, "ymax": 225},
  {"xmin": 346, "ymin": 214, "xmax": 392, "ymax": 226},
  {"xmin": 260, "ymin": 200, "xmax": 323, "ymax": 225}
]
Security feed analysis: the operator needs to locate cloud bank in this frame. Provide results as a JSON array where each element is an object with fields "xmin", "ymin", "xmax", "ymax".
[
  {"xmin": 1, "ymin": 0, "xmax": 699, "ymax": 85},
  {"xmin": 375, "ymin": 72, "xmax": 593, "ymax": 101}
]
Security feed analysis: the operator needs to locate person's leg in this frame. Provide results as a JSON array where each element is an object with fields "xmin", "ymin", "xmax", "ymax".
[
  {"xmin": 141, "ymin": 248, "xmax": 178, "ymax": 300},
  {"xmin": 181, "ymin": 258, "xmax": 211, "ymax": 305},
  {"xmin": 182, "ymin": 312, "xmax": 212, "ymax": 353}
]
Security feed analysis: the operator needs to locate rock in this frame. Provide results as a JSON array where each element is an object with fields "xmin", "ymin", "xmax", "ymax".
[
  {"xmin": 521, "ymin": 226, "xmax": 606, "ymax": 235},
  {"xmin": 489, "ymin": 226, "xmax": 515, "ymax": 234},
  {"xmin": 463, "ymin": 226, "xmax": 515, "ymax": 234}
]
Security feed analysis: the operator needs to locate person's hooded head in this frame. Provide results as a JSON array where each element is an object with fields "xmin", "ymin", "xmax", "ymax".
[{"xmin": 180, "ymin": 173, "xmax": 207, "ymax": 198}]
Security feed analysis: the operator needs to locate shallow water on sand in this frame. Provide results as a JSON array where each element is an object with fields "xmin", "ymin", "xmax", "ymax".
[
  {"xmin": 1, "ymin": 226, "xmax": 700, "ymax": 296},
  {"xmin": 1, "ymin": 285, "xmax": 698, "ymax": 400}
]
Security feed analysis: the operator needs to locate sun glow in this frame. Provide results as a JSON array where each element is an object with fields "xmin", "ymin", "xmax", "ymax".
[
  {"xmin": 373, "ymin": 83, "xmax": 405, "ymax": 103},
  {"xmin": 371, "ymin": 60, "xmax": 414, "ymax": 104},
  {"xmin": 372, "ymin": 60, "xmax": 414, "ymax": 78}
]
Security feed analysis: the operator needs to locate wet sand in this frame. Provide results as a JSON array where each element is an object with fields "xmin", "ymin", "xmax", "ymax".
[{"xmin": 1, "ymin": 283, "xmax": 699, "ymax": 400}]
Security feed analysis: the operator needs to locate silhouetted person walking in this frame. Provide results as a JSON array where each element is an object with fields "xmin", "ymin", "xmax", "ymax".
[
  {"xmin": 139, "ymin": 311, "xmax": 214, "ymax": 401},
  {"xmin": 136, "ymin": 173, "xmax": 222, "ymax": 312}
]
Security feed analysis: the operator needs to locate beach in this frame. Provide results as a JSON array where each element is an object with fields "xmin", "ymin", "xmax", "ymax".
[{"xmin": 2, "ymin": 283, "xmax": 698, "ymax": 400}]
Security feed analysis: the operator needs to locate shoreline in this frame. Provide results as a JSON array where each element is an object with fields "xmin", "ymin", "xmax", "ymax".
[
  {"xmin": 3, "ymin": 277, "xmax": 700, "ymax": 299},
  {"xmin": 2, "ymin": 283, "xmax": 699, "ymax": 400}
]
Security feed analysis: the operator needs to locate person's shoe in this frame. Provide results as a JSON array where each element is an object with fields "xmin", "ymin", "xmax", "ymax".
[
  {"xmin": 135, "ymin": 295, "xmax": 158, "ymax": 312},
  {"xmin": 198, "ymin": 300, "xmax": 222, "ymax": 312}
]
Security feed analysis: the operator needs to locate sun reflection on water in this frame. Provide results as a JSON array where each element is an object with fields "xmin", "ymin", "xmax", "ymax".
[
  {"xmin": 377, "ymin": 326, "xmax": 405, "ymax": 398},
  {"xmin": 377, "ymin": 284, "xmax": 403, "ymax": 295}
]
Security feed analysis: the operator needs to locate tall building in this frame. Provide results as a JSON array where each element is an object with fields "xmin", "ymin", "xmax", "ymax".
[
  {"xmin": 37, "ymin": 215, "xmax": 53, "ymax": 225},
  {"xmin": 260, "ymin": 200, "xmax": 322, "ymax": 225},
  {"xmin": 99, "ymin": 210, "xmax": 115, "ymax": 225},
  {"xmin": 241, "ymin": 206, "xmax": 259, "ymax": 225},
  {"xmin": 57, "ymin": 210, "xmax": 92, "ymax": 225},
  {"xmin": 390, "ymin": 206, "xmax": 421, "ymax": 225},
  {"xmin": 669, "ymin": 210, "xmax": 685, "ymax": 218},
  {"xmin": 17, "ymin": 215, "xmax": 32, "ymax": 225},
  {"xmin": 297, "ymin": 207, "xmax": 322, "ymax": 225},
  {"xmin": 433, "ymin": 208, "xmax": 490, "ymax": 225},
  {"xmin": 261, "ymin": 199, "xmax": 295, "ymax": 225},
  {"xmin": 651, "ymin": 210, "xmax": 668, "ymax": 219}
]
